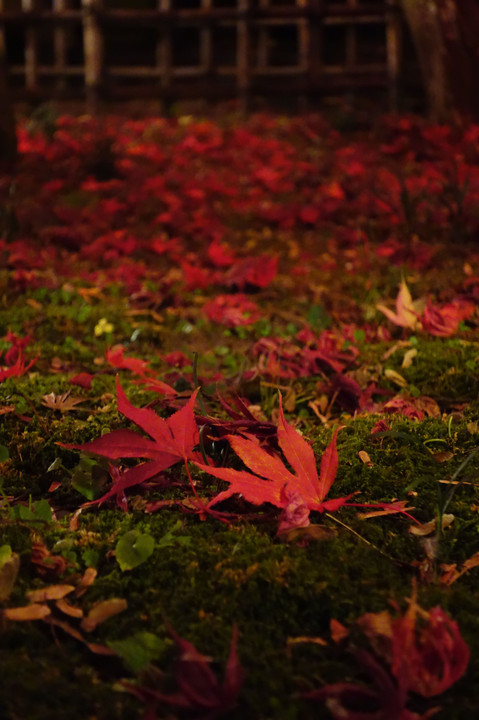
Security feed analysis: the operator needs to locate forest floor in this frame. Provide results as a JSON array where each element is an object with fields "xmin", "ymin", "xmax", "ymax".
[{"xmin": 1, "ymin": 110, "xmax": 479, "ymax": 720}]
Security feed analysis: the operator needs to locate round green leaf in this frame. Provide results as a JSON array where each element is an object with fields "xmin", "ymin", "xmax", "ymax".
[{"xmin": 115, "ymin": 530, "xmax": 155, "ymax": 571}]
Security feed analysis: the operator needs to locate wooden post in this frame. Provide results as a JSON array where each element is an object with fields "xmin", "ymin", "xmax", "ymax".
[
  {"xmin": 0, "ymin": 17, "xmax": 17, "ymax": 173},
  {"xmin": 306, "ymin": 0, "xmax": 322, "ymax": 100},
  {"xmin": 54, "ymin": 0, "xmax": 68, "ymax": 93},
  {"xmin": 22, "ymin": 0, "xmax": 38, "ymax": 93},
  {"xmin": 297, "ymin": 0, "xmax": 309, "ymax": 112},
  {"xmin": 400, "ymin": 0, "xmax": 449, "ymax": 122},
  {"xmin": 237, "ymin": 0, "xmax": 251, "ymax": 115},
  {"xmin": 157, "ymin": 0, "xmax": 172, "ymax": 114},
  {"xmin": 82, "ymin": 0, "xmax": 103, "ymax": 113},
  {"xmin": 200, "ymin": 0, "xmax": 213, "ymax": 83},
  {"xmin": 386, "ymin": 0, "xmax": 401, "ymax": 113}
]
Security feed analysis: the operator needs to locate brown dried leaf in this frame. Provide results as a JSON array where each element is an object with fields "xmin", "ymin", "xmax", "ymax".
[
  {"xmin": 80, "ymin": 598, "xmax": 127, "ymax": 632},
  {"xmin": 358, "ymin": 450, "xmax": 373, "ymax": 466},
  {"xmin": 356, "ymin": 610, "xmax": 393, "ymax": 641},
  {"xmin": 287, "ymin": 635, "xmax": 327, "ymax": 648},
  {"xmin": 75, "ymin": 567, "xmax": 97, "ymax": 597},
  {"xmin": 87, "ymin": 642, "xmax": 119, "ymax": 656},
  {"xmin": 440, "ymin": 551, "xmax": 479, "ymax": 586},
  {"xmin": 40, "ymin": 391, "xmax": 85, "ymax": 413},
  {"xmin": 0, "ymin": 405, "xmax": 15, "ymax": 416},
  {"xmin": 409, "ymin": 514, "xmax": 454, "ymax": 537},
  {"xmin": 4, "ymin": 603, "xmax": 51, "ymax": 621},
  {"xmin": 55, "ymin": 597, "xmax": 84, "ymax": 618},
  {"xmin": 413, "ymin": 396, "xmax": 441, "ymax": 418},
  {"xmin": 433, "ymin": 451, "xmax": 454, "ymax": 463},
  {"xmin": 278, "ymin": 524, "xmax": 337, "ymax": 543},
  {"xmin": 26, "ymin": 584, "xmax": 75, "ymax": 603}
]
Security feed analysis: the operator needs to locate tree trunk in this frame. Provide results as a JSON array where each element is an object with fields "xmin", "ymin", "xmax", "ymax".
[
  {"xmin": 401, "ymin": 0, "xmax": 479, "ymax": 123},
  {"xmin": 0, "ymin": 35, "xmax": 17, "ymax": 173}
]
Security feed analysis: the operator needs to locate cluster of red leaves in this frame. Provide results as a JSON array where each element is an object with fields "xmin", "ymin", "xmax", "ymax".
[
  {"xmin": 3, "ymin": 113, "xmax": 478, "ymax": 347},
  {"xmin": 61, "ymin": 381, "xmax": 416, "ymax": 532},
  {"xmin": 305, "ymin": 589, "xmax": 470, "ymax": 720},
  {"xmin": 377, "ymin": 279, "xmax": 475, "ymax": 336}
]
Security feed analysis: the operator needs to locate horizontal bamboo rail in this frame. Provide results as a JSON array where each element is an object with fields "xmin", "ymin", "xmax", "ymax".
[{"xmin": 0, "ymin": 0, "xmax": 403, "ymax": 113}]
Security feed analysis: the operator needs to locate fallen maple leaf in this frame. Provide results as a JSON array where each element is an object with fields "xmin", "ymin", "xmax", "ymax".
[
  {"xmin": 59, "ymin": 378, "xmax": 200, "ymax": 507},
  {"xmin": 197, "ymin": 395, "xmax": 417, "ymax": 530},
  {"xmin": 359, "ymin": 590, "xmax": 470, "ymax": 699},
  {"xmin": 305, "ymin": 588, "xmax": 469, "ymax": 719},
  {"xmin": 377, "ymin": 278, "xmax": 423, "ymax": 330},
  {"xmin": 196, "ymin": 395, "xmax": 348, "ymax": 529},
  {"xmin": 124, "ymin": 624, "xmax": 243, "ymax": 718},
  {"xmin": 41, "ymin": 391, "xmax": 86, "ymax": 413}
]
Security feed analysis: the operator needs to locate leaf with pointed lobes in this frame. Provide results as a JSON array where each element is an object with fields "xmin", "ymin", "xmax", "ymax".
[
  {"xmin": 195, "ymin": 394, "xmax": 349, "ymax": 531},
  {"xmin": 377, "ymin": 278, "xmax": 424, "ymax": 330},
  {"xmin": 124, "ymin": 625, "xmax": 243, "ymax": 718},
  {"xmin": 304, "ymin": 591, "xmax": 469, "ymax": 718},
  {"xmin": 59, "ymin": 379, "xmax": 201, "ymax": 507},
  {"xmin": 197, "ymin": 394, "xmax": 416, "ymax": 529}
]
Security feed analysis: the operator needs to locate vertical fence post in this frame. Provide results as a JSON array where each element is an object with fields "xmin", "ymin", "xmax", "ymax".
[
  {"xmin": 54, "ymin": 0, "xmax": 67, "ymax": 93},
  {"xmin": 157, "ymin": 0, "xmax": 172, "ymax": 114},
  {"xmin": 22, "ymin": 0, "xmax": 38, "ymax": 94},
  {"xmin": 237, "ymin": 0, "xmax": 251, "ymax": 115},
  {"xmin": 200, "ymin": 0, "xmax": 213, "ymax": 87},
  {"xmin": 386, "ymin": 0, "xmax": 401, "ymax": 113},
  {"xmin": 0, "ymin": 0, "xmax": 5, "ymax": 55},
  {"xmin": 82, "ymin": 0, "xmax": 103, "ymax": 113},
  {"xmin": 0, "ymin": 1, "xmax": 18, "ymax": 173},
  {"xmin": 307, "ymin": 0, "xmax": 322, "ymax": 108},
  {"xmin": 297, "ymin": 0, "xmax": 309, "ymax": 112}
]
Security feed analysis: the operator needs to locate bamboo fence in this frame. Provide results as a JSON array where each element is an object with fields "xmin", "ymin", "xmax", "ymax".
[{"xmin": 0, "ymin": 0, "xmax": 404, "ymax": 112}]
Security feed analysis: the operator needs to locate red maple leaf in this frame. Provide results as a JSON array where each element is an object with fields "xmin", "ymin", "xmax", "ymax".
[
  {"xmin": 59, "ymin": 378, "xmax": 200, "ymax": 507},
  {"xmin": 195, "ymin": 395, "xmax": 350, "ymax": 528},
  {"xmin": 124, "ymin": 625, "xmax": 243, "ymax": 719},
  {"xmin": 196, "ymin": 396, "xmax": 417, "ymax": 530},
  {"xmin": 304, "ymin": 589, "xmax": 469, "ymax": 719}
]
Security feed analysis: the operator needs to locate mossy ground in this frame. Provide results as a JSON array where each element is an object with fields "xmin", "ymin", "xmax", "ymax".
[{"xmin": 1, "ymin": 111, "xmax": 479, "ymax": 719}]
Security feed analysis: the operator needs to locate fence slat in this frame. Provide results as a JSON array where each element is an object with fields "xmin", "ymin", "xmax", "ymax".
[
  {"xmin": 82, "ymin": 0, "xmax": 103, "ymax": 112},
  {"xmin": 22, "ymin": 0, "xmax": 38, "ymax": 92}
]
